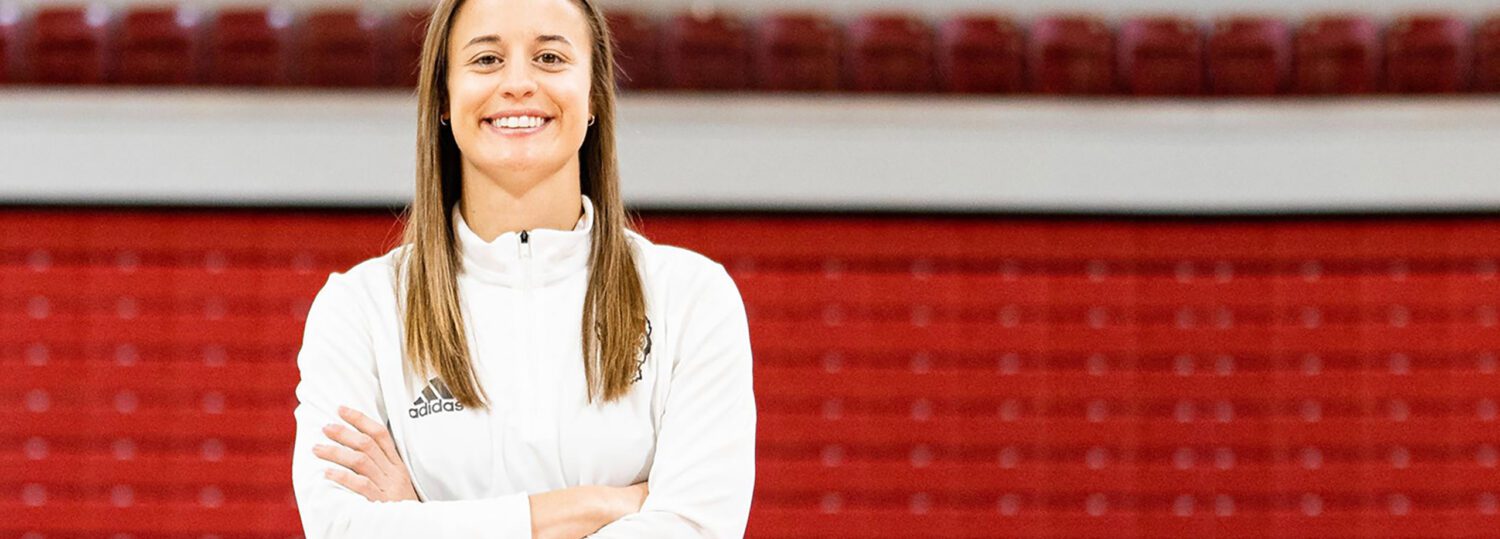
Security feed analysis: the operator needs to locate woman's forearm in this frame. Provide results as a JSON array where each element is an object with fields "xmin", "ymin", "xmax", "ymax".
[{"xmin": 529, "ymin": 484, "xmax": 644, "ymax": 539}]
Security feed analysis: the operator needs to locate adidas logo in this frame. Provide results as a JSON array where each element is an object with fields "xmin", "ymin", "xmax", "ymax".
[{"xmin": 408, "ymin": 377, "xmax": 465, "ymax": 419}]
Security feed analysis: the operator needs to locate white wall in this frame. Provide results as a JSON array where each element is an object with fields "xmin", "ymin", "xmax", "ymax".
[{"xmin": 2, "ymin": 90, "xmax": 1498, "ymax": 213}]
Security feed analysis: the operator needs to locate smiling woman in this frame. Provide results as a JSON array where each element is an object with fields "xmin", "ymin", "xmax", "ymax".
[{"xmin": 287, "ymin": 0, "xmax": 757, "ymax": 538}]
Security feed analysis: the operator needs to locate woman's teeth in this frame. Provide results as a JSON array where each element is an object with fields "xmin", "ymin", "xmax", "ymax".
[{"xmin": 488, "ymin": 116, "xmax": 547, "ymax": 129}]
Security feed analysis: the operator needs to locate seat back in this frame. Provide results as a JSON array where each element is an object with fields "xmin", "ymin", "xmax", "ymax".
[
  {"xmin": 118, "ymin": 6, "xmax": 205, "ymax": 85},
  {"xmin": 1030, "ymin": 15, "xmax": 1115, "ymax": 94},
  {"xmin": 845, "ymin": 13, "xmax": 935, "ymax": 93},
  {"xmin": 1207, "ymin": 16, "xmax": 1291, "ymax": 96},
  {"xmin": 937, "ymin": 15, "xmax": 1025, "ymax": 94},
  {"xmin": 755, "ymin": 12, "xmax": 841, "ymax": 91}
]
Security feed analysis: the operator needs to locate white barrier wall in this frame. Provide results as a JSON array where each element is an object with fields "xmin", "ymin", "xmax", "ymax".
[{"xmin": 2, "ymin": 90, "xmax": 1498, "ymax": 213}]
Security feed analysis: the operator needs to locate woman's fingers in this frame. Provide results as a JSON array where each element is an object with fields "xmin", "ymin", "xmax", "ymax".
[
  {"xmin": 312, "ymin": 442, "xmax": 384, "ymax": 482},
  {"xmin": 313, "ymin": 406, "xmax": 421, "ymax": 503},
  {"xmin": 324, "ymin": 467, "xmax": 382, "ymax": 501},
  {"xmin": 337, "ymin": 406, "xmax": 402, "ymax": 466},
  {"xmin": 320, "ymin": 423, "xmax": 391, "ymax": 481}
]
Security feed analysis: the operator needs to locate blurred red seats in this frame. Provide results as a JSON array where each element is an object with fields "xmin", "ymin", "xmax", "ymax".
[
  {"xmin": 0, "ymin": 5, "xmax": 17, "ymax": 83},
  {"xmin": 1029, "ymin": 15, "xmax": 1114, "ymax": 94},
  {"xmin": 661, "ymin": 11, "xmax": 749, "ymax": 90},
  {"xmin": 1480, "ymin": 17, "xmax": 1500, "ymax": 92},
  {"xmin": 299, "ymin": 9, "xmax": 386, "ymax": 87},
  {"xmin": 208, "ymin": 8, "xmax": 293, "ymax": 86},
  {"xmin": 937, "ymin": 15, "xmax": 1024, "ymax": 93},
  {"xmin": 845, "ymin": 13, "xmax": 935, "ymax": 92},
  {"xmin": 1384, "ymin": 14, "xmax": 1471, "ymax": 93},
  {"xmin": 29, "ymin": 5, "xmax": 112, "ymax": 85},
  {"xmin": 118, "ymin": 6, "xmax": 205, "ymax": 85},
  {"xmin": 1118, "ymin": 16, "xmax": 1203, "ymax": 95},
  {"xmin": 754, "ymin": 12, "xmax": 840, "ymax": 91},
  {"xmin": 390, "ymin": 8, "xmax": 429, "ymax": 87},
  {"xmin": 606, "ymin": 11, "xmax": 660, "ymax": 90},
  {"xmin": 1293, "ymin": 15, "xmax": 1380, "ymax": 94},
  {"xmin": 1206, "ymin": 16, "xmax": 1291, "ymax": 96}
]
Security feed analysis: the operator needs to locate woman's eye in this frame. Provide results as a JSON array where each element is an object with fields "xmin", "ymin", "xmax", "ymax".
[
  {"xmin": 475, "ymin": 55, "xmax": 500, "ymax": 66},
  {"xmin": 537, "ymin": 53, "xmax": 563, "ymax": 65}
]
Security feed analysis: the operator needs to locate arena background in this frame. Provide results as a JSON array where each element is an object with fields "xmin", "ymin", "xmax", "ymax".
[{"xmin": 2, "ymin": 0, "xmax": 1499, "ymax": 537}]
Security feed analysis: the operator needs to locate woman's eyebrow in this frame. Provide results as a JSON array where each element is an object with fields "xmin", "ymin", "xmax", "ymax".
[{"xmin": 463, "ymin": 34, "xmax": 573, "ymax": 49}]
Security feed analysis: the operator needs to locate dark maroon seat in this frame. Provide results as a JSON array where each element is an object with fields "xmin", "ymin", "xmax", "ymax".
[
  {"xmin": 1206, "ymin": 16, "xmax": 1291, "ymax": 96},
  {"xmin": 208, "ymin": 8, "xmax": 293, "ymax": 86},
  {"xmin": 0, "ymin": 5, "xmax": 19, "ymax": 83},
  {"xmin": 29, "ymin": 6, "xmax": 113, "ymax": 85},
  {"xmin": 1029, "ymin": 15, "xmax": 1114, "ymax": 94},
  {"xmin": 118, "ymin": 6, "xmax": 205, "ymax": 85},
  {"xmin": 845, "ymin": 13, "xmax": 935, "ymax": 93},
  {"xmin": 1480, "ymin": 16, "xmax": 1500, "ymax": 92},
  {"xmin": 1293, "ymin": 15, "xmax": 1380, "ymax": 95},
  {"xmin": 661, "ymin": 12, "xmax": 749, "ymax": 90},
  {"xmin": 1118, "ymin": 16, "xmax": 1203, "ymax": 96},
  {"xmin": 390, "ymin": 8, "xmax": 429, "ymax": 87},
  {"xmin": 1384, "ymin": 14, "xmax": 1471, "ymax": 93},
  {"xmin": 754, "ymin": 12, "xmax": 840, "ymax": 91},
  {"xmin": 605, "ymin": 11, "xmax": 660, "ymax": 90},
  {"xmin": 937, "ymin": 14, "xmax": 1024, "ymax": 93},
  {"xmin": 298, "ymin": 9, "xmax": 386, "ymax": 87}
]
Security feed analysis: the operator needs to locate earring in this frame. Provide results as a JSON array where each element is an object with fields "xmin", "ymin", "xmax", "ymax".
[
  {"xmin": 439, "ymin": 116, "xmax": 450, "ymax": 126},
  {"xmin": 587, "ymin": 115, "xmax": 596, "ymax": 126}
]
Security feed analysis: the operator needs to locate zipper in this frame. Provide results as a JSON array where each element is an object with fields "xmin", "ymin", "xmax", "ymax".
[{"xmin": 518, "ymin": 228, "xmax": 535, "ymax": 440}]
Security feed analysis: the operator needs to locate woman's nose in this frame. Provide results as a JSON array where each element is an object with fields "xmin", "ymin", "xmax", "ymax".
[{"xmin": 497, "ymin": 65, "xmax": 538, "ymax": 99}]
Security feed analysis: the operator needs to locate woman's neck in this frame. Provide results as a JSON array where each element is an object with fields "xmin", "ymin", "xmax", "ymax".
[{"xmin": 458, "ymin": 162, "xmax": 584, "ymax": 242}]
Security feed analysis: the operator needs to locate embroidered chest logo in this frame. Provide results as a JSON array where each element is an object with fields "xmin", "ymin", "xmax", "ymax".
[
  {"xmin": 631, "ymin": 318, "xmax": 653, "ymax": 384},
  {"xmin": 408, "ymin": 377, "xmax": 465, "ymax": 419}
]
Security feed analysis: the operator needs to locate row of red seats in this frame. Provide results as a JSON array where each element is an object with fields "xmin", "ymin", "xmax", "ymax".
[{"xmin": 1, "ymin": 5, "xmax": 1499, "ymax": 94}]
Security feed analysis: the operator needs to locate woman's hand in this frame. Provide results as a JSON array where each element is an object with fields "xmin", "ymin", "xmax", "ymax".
[
  {"xmin": 312, "ymin": 405, "xmax": 420, "ymax": 503},
  {"xmin": 604, "ymin": 481, "xmax": 649, "ymax": 521}
]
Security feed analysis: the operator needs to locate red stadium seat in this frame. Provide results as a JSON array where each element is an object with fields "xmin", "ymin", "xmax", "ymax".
[
  {"xmin": 298, "ymin": 9, "xmax": 387, "ymax": 87},
  {"xmin": 605, "ymin": 11, "xmax": 660, "ymax": 90},
  {"xmin": 936, "ymin": 15, "xmax": 1025, "ymax": 93},
  {"xmin": 1118, "ymin": 16, "xmax": 1203, "ymax": 96},
  {"xmin": 661, "ymin": 12, "xmax": 749, "ymax": 90},
  {"xmin": 754, "ymin": 12, "xmax": 840, "ymax": 91},
  {"xmin": 1384, "ymin": 14, "xmax": 1472, "ymax": 93},
  {"xmin": 390, "ymin": 8, "xmax": 429, "ymax": 87},
  {"xmin": 1206, "ymin": 16, "xmax": 1291, "ymax": 96},
  {"xmin": 28, "ymin": 5, "xmax": 113, "ymax": 85},
  {"xmin": 1293, "ymin": 15, "xmax": 1381, "ymax": 95},
  {"xmin": 1029, "ymin": 15, "xmax": 1115, "ymax": 94},
  {"xmin": 0, "ymin": 5, "xmax": 18, "ymax": 83},
  {"xmin": 117, "ymin": 6, "xmax": 205, "ymax": 85},
  {"xmin": 844, "ymin": 13, "xmax": 935, "ymax": 93},
  {"xmin": 208, "ymin": 8, "xmax": 293, "ymax": 86},
  {"xmin": 1481, "ymin": 17, "xmax": 1500, "ymax": 92}
]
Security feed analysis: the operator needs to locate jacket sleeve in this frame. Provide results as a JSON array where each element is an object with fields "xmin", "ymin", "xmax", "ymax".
[
  {"xmin": 290, "ymin": 271, "xmax": 534, "ymax": 539},
  {"xmin": 589, "ymin": 263, "xmax": 758, "ymax": 538}
]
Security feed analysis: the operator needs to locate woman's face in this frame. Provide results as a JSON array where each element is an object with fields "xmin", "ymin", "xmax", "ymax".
[{"xmin": 445, "ymin": 0, "xmax": 593, "ymax": 183}]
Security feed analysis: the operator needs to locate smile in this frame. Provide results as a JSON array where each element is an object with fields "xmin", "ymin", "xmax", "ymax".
[{"xmin": 483, "ymin": 114, "xmax": 552, "ymax": 136}]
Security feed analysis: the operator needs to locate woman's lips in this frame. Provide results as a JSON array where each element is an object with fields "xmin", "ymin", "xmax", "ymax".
[{"xmin": 483, "ymin": 117, "xmax": 552, "ymax": 137}]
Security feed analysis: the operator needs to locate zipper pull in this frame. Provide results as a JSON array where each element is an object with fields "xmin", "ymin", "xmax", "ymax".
[{"xmin": 519, "ymin": 230, "xmax": 532, "ymax": 259}]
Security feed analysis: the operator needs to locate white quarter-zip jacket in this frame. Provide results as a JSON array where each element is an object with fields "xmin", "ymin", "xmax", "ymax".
[{"xmin": 290, "ymin": 194, "xmax": 756, "ymax": 538}]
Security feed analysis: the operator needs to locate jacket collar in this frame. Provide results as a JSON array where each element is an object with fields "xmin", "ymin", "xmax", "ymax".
[{"xmin": 452, "ymin": 194, "xmax": 593, "ymax": 288}]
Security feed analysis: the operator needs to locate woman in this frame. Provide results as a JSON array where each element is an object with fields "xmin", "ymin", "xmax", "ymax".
[{"xmin": 288, "ymin": 0, "xmax": 757, "ymax": 537}]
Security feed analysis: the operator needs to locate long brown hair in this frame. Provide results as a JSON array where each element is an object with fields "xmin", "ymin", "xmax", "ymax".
[{"xmin": 396, "ymin": 0, "xmax": 647, "ymax": 407}]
